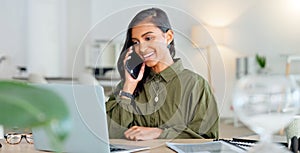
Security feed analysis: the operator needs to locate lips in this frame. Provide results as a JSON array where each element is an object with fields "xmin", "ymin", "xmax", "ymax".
[{"xmin": 143, "ymin": 52, "xmax": 154, "ymax": 59}]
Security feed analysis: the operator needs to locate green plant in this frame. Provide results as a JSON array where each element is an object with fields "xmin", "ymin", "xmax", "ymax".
[
  {"xmin": 0, "ymin": 80, "xmax": 70, "ymax": 152},
  {"xmin": 255, "ymin": 54, "xmax": 266, "ymax": 69}
]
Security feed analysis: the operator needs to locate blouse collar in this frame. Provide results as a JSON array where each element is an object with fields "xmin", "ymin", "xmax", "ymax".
[{"xmin": 147, "ymin": 58, "xmax": 184, "ymax": 83}]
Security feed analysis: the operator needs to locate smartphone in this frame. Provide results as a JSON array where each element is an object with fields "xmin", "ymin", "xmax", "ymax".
[{"xmin": 125, "ymin": 50, "xmax": 144, "ymax": 79}]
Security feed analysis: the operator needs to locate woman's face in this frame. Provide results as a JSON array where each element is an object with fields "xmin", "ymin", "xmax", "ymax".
[{"xmin": 131, "ymin": 23, "xmax": 174, "ymax": 70}]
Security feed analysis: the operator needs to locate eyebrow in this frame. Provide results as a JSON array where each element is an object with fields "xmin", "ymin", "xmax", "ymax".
[
  {"xmin": 141, "ymin": 31, "xmax": 154, "ymax": 37},
  {"xmin": 131, "ymin": 31, "xmax": 154, "ymax": 40}
]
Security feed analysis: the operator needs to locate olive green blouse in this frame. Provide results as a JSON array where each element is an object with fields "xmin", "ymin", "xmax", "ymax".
[{"xmin": 106, "ymin": 59, "xmax": 219, "ymax": 139}]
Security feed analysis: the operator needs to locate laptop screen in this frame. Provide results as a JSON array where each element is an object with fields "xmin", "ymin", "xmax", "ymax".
[{"xmin": 32, "ymin": 84, "xmax": 110, "ymax": 153}]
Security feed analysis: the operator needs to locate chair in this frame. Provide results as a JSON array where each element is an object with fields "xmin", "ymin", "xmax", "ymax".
[
  {"xmin": 285, "ymin": 55, "xmax": 300, "ymax": 76},
  {"xmin": 280, "ymin": 55, "xmax": 300, "ymax": 135},
  {"xmin": 285, "ymin": 55, "xmax": 300, "ymax": 89}
]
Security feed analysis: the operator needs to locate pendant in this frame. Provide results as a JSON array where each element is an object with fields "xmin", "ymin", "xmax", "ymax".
[{"xmin": 154, "ymin": 96, "xmax": 159, "ymax": 102}]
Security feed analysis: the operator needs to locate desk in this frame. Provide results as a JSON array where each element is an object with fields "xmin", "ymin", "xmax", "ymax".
[
  {"xmin": 0, "ymin": 139, "xmax": 212, "ymax": 153},
  {"xmin": 0, "ymin": 139, "xmax": 40, "ymax": 153}
]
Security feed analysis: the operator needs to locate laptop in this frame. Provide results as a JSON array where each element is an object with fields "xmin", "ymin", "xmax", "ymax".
[{"xmin": 32, "ymin": 83, "xmax": 150, "ymax": 153}]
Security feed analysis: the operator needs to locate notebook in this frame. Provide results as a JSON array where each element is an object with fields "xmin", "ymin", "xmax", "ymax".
[{"xmin": 32, "ymin": 83, "xmax": 149, "ymax": 153}]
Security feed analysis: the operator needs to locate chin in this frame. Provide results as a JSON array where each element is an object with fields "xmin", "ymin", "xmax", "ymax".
[{"xmin": 145, "ymin": 60, "xmax": 158, "ymax": 68}]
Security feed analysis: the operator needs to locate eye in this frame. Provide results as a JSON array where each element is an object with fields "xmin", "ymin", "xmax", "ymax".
[
  {"xmin": 132, "ymin": 40, "xmax": 139, "ymax": 45},
  {"xmin": 145, "ymin": 36, "xmax": 153, "ymax": 41}
]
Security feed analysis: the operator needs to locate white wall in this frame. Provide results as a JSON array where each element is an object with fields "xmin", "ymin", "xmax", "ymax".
[
  {"xmin": 0, "ymin": 0, "xmax": 27, "ymax": 78},
  {"xmin": 227, "ymin": 0, "xmax": 300, "ymax": 73},
  {"xmin": 27, "ymin": 0, "xmax": 67, "ymax": 77},
  {"xmin": 0, "ymin": 0, "xmax": 27, "ymax": 65},
  {"xmin": 65, "ymin": 0, "xmax": 91, "ymax": 77}
]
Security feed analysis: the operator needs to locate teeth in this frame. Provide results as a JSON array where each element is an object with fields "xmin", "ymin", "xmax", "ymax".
[{"xmin": 143, "ymin": 52, "xmax": 154, "ymax": 58}]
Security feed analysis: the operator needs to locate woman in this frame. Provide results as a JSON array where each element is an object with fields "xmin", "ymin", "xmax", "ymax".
[{"xmin": 106, "ymin": 7, "xmax": 219, "ymax": 141}]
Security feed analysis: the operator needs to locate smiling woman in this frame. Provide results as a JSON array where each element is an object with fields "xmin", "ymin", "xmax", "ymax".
[{"xmin": 106, "ymin": 7, "xmax": 219, "ymax": 141}]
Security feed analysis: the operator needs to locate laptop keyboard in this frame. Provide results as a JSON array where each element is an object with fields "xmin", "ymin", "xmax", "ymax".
[{"xmin": 110, "ymin": 144, "xmax": 127, "ymax": 152}]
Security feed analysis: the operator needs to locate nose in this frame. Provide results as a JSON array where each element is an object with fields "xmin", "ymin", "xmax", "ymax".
[{"xmin": 138, "ymin": 42, "xmax": 148, "ymax": 53}]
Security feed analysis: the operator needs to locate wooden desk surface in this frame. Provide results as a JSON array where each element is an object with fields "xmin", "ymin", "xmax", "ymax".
[{"xmin": 0, "ymin": 139, "xmax": 212, "ymax": 153}]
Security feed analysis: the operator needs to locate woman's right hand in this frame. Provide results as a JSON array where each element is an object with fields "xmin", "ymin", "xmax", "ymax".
[{"xmin": 122, "ymin": 46, "xmax": 145, "ymax": 94}]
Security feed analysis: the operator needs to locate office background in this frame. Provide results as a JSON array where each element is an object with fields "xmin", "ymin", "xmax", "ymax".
[{"xmin": 0, "ymin": 0, "xmax": 300, "ymax": 118}]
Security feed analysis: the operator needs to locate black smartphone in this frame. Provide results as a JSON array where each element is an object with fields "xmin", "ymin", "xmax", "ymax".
[{"xmin": 125, "ymin": 50, "xmax": 144, "ymax": 79}]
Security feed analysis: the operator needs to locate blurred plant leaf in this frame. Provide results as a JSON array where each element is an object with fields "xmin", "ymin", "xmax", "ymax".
[{"xmin": 0, "ymin": 80, "xmax": 71, "ymax": 146}]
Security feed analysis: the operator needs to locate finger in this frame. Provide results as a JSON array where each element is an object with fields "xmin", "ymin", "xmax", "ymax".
[
  {"xmin": 124, "ymin": 126, "xmax": 140, "ymax": 136},
  {"xmin": 128, "ymin": 131, "xmax": 142, "ymax": 141},
  {"xmin": 124, "ymin": 126, "xmax": 138, "ymax": 136},
  {"xmin": 128, "ymin": 46, "xmax": 133, "ymax": 53},
  {"xmin": 126, "ymin": 131, "xmax": 140, "ymax": 141},
  {"xmin": 123, "ymin": 46, "xmax": 134, "ymax": 65},
  {"xmin": 136, "ymin": 63, "xmax": 146, "ymax": 80},
  {"xmin": 127, "ymin": 55, "xmax": 131, "ymax": 60},
  {"xmin": 124, "ymin": 127, "xmax": 141, "ymax": 140},
  {"xmin": 125, "ymin": 46, "xmax": 133, "ymax": 57}
]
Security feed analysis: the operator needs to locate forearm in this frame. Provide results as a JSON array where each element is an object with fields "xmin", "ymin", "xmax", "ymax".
[
  {"xmin": 158, "ymin": 121, "xmax": 218, "ymax": 139},
  {"xmin": 158, "ymin": 126, "xmax": 205, "ymax": 139}
]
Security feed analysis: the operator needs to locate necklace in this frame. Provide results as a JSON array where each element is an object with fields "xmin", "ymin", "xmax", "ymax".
[{"xmin": 151, "ymin": 78, "xmax": 163, "ymax": 103}]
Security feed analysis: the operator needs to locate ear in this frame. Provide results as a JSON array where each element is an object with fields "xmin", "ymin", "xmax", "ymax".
[{"xmin": 166, "ymin": 29, "xmax": 174, "ymax": 45}]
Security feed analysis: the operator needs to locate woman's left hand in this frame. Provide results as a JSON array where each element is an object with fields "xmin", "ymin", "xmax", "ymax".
[{"xmin": 124, "ymin": 126, "xmax": 163, "ymax": 141}]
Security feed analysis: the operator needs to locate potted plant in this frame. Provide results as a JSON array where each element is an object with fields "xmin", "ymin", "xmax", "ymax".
[
  {"xmin": 0, "ymin": 80, "xmax": 70, "ymax": 152},
  {"xmin": 255, "ymin": 54, "xmax": 266, "ymax": 68},
  {"xmin": 255, "ymin": 54, "xmax": 267, "ymax": 73}
]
